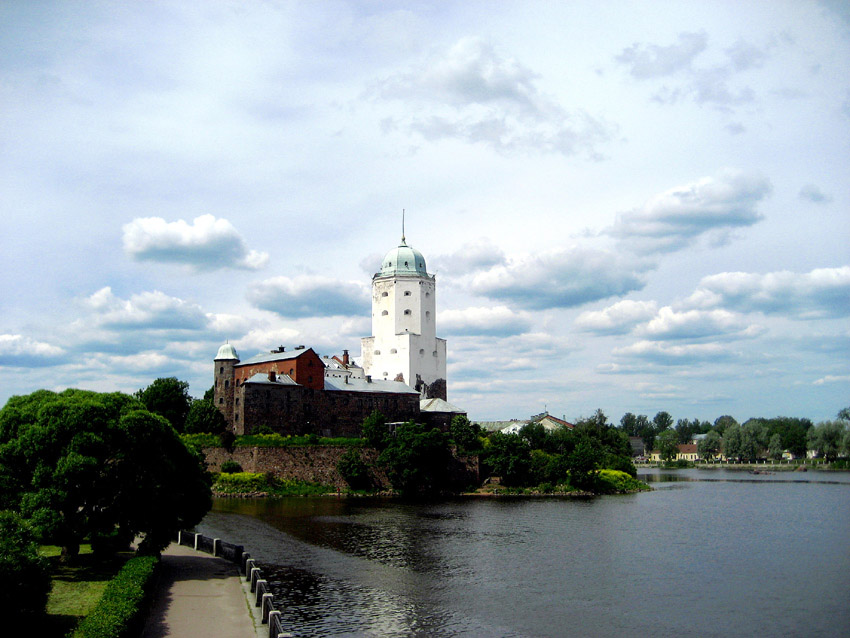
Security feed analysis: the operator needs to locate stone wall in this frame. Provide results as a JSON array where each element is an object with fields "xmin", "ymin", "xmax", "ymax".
[{"xmin": 202, "ymin": 445, "xmax": 479, "ymax": 490}]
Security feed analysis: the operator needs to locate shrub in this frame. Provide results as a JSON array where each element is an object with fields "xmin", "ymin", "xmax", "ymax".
[
  {"xmin": 337, "ymin": 449, "xmax": 372, "ymax": 490},
  {"xmin": 71, "ymin": 554, "xmax": 159, "ymax": 638},
  {"xmin": 220, "ymin": 460, "xmax": 242, "ymax": 474},
  {"xmin": 0, "ymin": 511, "xmax": 50, "ymax": 623},
  {"xmin": 596, "ymin": 469, "xmax": 651, "ymax": 494},
  {"xmin": 213, "ymin": 472, "xmax": 269, "ymax": 493}
]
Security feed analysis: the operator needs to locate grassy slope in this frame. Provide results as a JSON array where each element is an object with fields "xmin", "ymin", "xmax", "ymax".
[{"xmin": 40, "ymin": 544, "xmax": 132, "ymax": 636}]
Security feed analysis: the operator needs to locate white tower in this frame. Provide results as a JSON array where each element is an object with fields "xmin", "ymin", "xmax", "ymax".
[{"xmin": 361, "ymin": 230, "xmax": 447, "ymax": 399}]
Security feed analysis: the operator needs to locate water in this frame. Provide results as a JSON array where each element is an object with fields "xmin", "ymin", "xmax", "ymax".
[{"xmin": 197, "ymin": 469, "xmax": 850, "ymax": 637}]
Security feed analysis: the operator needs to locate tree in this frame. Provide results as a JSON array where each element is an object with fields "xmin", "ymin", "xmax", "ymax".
[
  {"xmin": 135, "ymin": 377, "xmax": 192, "ymax": 432},
  {"xmin": 450, "ymin": 415, "xmax": 481, "ymax": 453},
  {"xmin": 0, "ymin": 511, "xmax": 50, "ymax": 624},
  {"xmin": 740, "ymin": 421, "xmax": 768, "ymax": 462},
  {"xmin": 807, "ymin": 421, "xmax": 845, "ymax": 462},
  {"xmin": 619, "ymin": 412, "xmax": 638, "ymax": 436},
  {"xmin": 656, "ymin": 428, "xmax": 680, "ymax": 462},
  {"xmin": 837, "ymin": 407, "xmax": 850, "ymax": 422},
  {"xmin": 184, "ymin": 399, "xmax": 226, "ymax": 434},
  {"xmin": 723, "ymin": 423, "xmax": 743, "ymax": 461},
  {"xmin": 362, "ymin": 410, "xmax": 390, "ymax": 450},
  {"xmin": 767, "ymin": 433, "xmax": 783, "ymax": 461},
  {"xmin": 0, "ymin": 389, "xmax": 211, "ymax": 558},
  {"xmin": 697, "ymin": 430, "xmax": 722, "ymax": 461},
  {"xmin": 336, "ymin": 449, "xmax": 372, "ymax": 490},
  {"xmin": 378, "ymin": 422, "xmax": 452, "ymax": 495},
  {"xmin": 713, "ymin": 415, "xmax": 738, "ymax": 435},
  {"xmin": 566, "ymin": 439, "xmax": 602, "ymax": 490},
  {"xmin": 519, "ymin": 421, "xmax": 548, "ymax": 451},
  {"xmin": 653, "ymin": 411, "xmax": 674, "ymax": 433},
  {"xmin": 483, "ymin": 432, "xmax": 532, "ymax": 486}
]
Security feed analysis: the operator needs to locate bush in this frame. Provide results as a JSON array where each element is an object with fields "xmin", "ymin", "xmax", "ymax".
[
  {"xmin": 337, "ymin": 449, "xmax": 372, "ymax": 490},
  {"xmin": 213, "ymin": 472, "xmax": 270, "ymax": 493},
  {"xmin": 71, "ymin": 555, "xmax": 159, "ymax": 638},
  {"xmin": 0, "ymin": 511, "xmax": 50, "ymax": 623},
  {"xmin": 595, "ymin": 469, "xmax": 651, "ymax": 494},
  {"xmin": 220, "ymin": 460, "xmax": 242, "ymax": 474}
]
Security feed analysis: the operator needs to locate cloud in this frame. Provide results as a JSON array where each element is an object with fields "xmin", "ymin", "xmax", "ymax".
[
  {"xmin": 377, "ymin": 37, "xmax": 612, "ymax": 157},
  {"xmin": 431, "ymin": 239, "xmax": 506, "ymax": 275},
  {"xmin": 636, "ymin": 307, "xmax": 765, "ymax": 340},
  {"xmin": 83, "ymin": 287, "xmax": 209, "ymax": 331},
  {"xmin": 439, "ymin": 306, "xmax": 533, "ymax": 337},
  {"xmin": 613, "ymin": 340, "xmax": 735, "ymax": 365},
  {"xmin": 616, "ymin": 32, "xmax": 770, "ymax": 109},
  {"xmin": 123, "ymin": 214, "xmax": 269, "ymax": 271},
  {"xmin": 799, "ymin": 184, "xmax": 833, "ymax": 204},
  {"xmin": 686, "ymin": 266, "xmax": 850, "ymax": 319},
  {"xmin": 247, "ymin": 275, "xmax": 369, "ymax": 318},
  {"xmin": 813, "ymin": 374, "xmax": 850, "ymax": 386},
  {"xmin": 470, "ymin": 247, "xmax": 649, "ymax": 310},
  {"xmin": 0, "ymin": 334, "xmax": 65, "ymax": 367},
  {"xmin": 616, "ymin": 31, "xmax": 708, "ymax": 79},
  {"xmin": 607, "ymin": 170, "xmax": 771, "ymax": 253},
  {"xmin": 575, "ymin": 300, "xmax": 658, "ymax": 335}
]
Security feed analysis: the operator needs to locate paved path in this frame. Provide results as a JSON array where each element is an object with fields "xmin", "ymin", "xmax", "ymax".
[{"xmin": 140, "ymin": 543, "xmax": 260, "ymax": 638}]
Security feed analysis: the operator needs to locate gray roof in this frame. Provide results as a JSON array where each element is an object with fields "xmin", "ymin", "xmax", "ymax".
[
  {"xmin": 243, "ymin": 373, "xmax": 298, "ymax": 385},
  {"xmin": 324, "ymin": 377, "xmax": 418, "ymax": 394},
  {"xmin": 215, "ymin": 342, "xmax": 239, "ymax": 360},
  {"xmin": 239, "ymin": 348, "xmax": 321, "ymax": 366},
  {"xmin": 420, "ymin": 398, "xmax": 465, "ymax": 413},
  {"xmin": 478, "ymin": 420, "xmax": 530, "ymax": 432}
]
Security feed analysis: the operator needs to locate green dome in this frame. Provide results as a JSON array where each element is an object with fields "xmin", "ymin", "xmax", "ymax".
[{"xmin": 379, "ymin": 240, "xmax": 428, "ymax": 276}]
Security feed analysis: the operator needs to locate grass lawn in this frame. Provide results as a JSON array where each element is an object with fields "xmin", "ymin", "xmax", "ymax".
[{"xmin": 39, "ymin": 544, "xmax": 134, "ymax": 636}]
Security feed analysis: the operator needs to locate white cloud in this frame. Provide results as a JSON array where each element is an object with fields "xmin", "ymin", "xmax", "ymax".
[
  {"xmin": 575, "ymin": 300, "xmax": 658, "ymax": 335},
  {"xmin": 616, "ymin": 31, "xmax": 708, "ymax": 79},
  {"xmin": 470, "ymin": 247, "xmax": 650, "ymax": 310},
  {"xmin": 608, "ymin": 170, "xmax": 771, "ymax": 253},
  {"xmin": 246, "ymin": 275, "xmax": 369, "ymax": 318},
  {"xmin": 799, "ymin": 184, "xmax": 832, "ymax": 203},
  {"xmin": 82, "ymin": 287, "xmax": 209, "ymax": 331},
  {"xmin": 637, "ymin": 307, "xmax": 765, "ymax": 340},
  {"xmin": 377, "ymin": 37, "xmax": 612, "ymax": 157},
  {"xmin": 439, "ymin": 306, "xmax": 532, "ymax": 337},
  {"xmin": 431, "ymin": 238, "xmax": 507, "ymax": 275},
  {"xmin": 613, "ymin": 340, "xmax": 734, "ymax": 365},
  {"xmin": 686, "ymin": 266, "xmax": 850, "ymax": 319},
  {"xmin": 0, "ymin": 334, "xmax": 65, "ymax": 367},
  {"xmin": 813, "ymin": 375, "xmax": 850, "ymax": 386},
  {"xmin": 122, "ymin": 214, "xmax": 269, "ymax": 271}
]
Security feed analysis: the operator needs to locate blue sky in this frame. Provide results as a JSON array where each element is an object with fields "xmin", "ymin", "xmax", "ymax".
[{"xmin": 1, "ymin": 0, "xmax": 848, "ymax": 423}]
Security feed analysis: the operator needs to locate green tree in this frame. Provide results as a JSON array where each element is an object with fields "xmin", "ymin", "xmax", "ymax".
[
  {"xmin": 0, "ymin": 511, "xmax": 50, "ymax": 624},
  {"xmin": 483, "ymin": 431, "xmax": 532, "ymax": 486},
  {"xmin": 713, "ymin": 415, "xmax": 738, "ymax": 435},
  {"xmin": 697, "ymin": 430, "xmax": 723, "ymax": 461},
  {"xmin": 362, "ymin": 410, "xmax": 390, "ymax": 450},
  {"xmin": 566, "ymin": 439, "xmax": 602, "ymax": 490},
  {"xmin": 837, "ymin": 407, "xmax": 850, "ymax": 422},
  {"xmin": 184, "ymin": 399, "xmax": 227, "ymax": 434},
  {"xmin": 135, "ymin": 377, "xmax": 192, "ymax": 432},
  {"xmin": 449, "ymin": 415, "xmax": 481, "ymax": 453},
  {"xmin": 0, "ymin": 389, "xmax": 211, "ymax": 558},
  {"xmin": 378, "ymin": 422, "xmax": 452, "ymax": 495},
  {"xmin": 739, "ymin": 420, "xmax": 768, "ymax": 462},
  {"xmin": 336, "ymin": 449, "xmax": 372, "ymax": 490},
  {"xmin": 653, "ymin": 411, "xmax": 674, "ymax": 433},
  {"xmin": 619, "ymin": 412, "xmax": 638, "ymax": 436},
  {"xmin": 767, "ymin": 433, "xmax": 783, "ymax": 461},
  {"xmin": 723, "ymin": 423, "xmax": 743, "ymax": 461},
  {"xmin": 519, "ymin": 421, "xmax": 548, "ymax": 451},
  {"xmin": 807, "ymin": 421, "xmax": 845, "ymax": 462},
  {"xmin": 656, "ymin": 428, "xmax": 680, "ymax": 462}
]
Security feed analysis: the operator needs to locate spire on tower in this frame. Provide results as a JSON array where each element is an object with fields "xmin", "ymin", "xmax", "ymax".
[{"xmin": 401, "ymin": 208, "xmax": 406, "ymax": 245}]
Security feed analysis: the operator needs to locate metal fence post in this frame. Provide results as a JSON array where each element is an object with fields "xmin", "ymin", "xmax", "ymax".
[
  {"xmin": 213, "ymin": 538, "xmax": 220, "ymax": 556},
  {"xmin": 194, "ymin": 533, "xmax": 199, "ymax": 551}
]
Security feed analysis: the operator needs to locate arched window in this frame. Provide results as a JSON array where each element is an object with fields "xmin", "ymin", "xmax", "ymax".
[
  {"xmin": 425, "ymin": 311, "xmax": 430, "ymax": 319},
  {"xmin": 382, "ymin": 291, "xmax": 388, "ymax": 297},
  {"xmin": 219, "ymin": 398, "xmax": 223, "ymax": 404},
  {"xmin": 404, "ymin": 309, "xmax": 411, "ymax": 315},
  {"xmin": 374, "ymin": 349, "xmax": 381, "ymax": 355},
  {"xmin": 404, "ymin": 291, "xmax": 411, "ymax": 296},
  {"xmin": 432, "ymin": 351, "xmax": 437, "ymax": 356},
  {"xmin": 382, "ymin": 310, "xmax": 388, "ymax": 316},
  {"xmin": 224, "ymin": 380, "xmax": 229, "ymax": 388},
  {"xmin": 219, "ymin": 366, "xmax": 223, "ymax": 374},
  {"xmin": 419, "ymin": 349, "xmax": 424, "ymax": 355},
  {"xmin": 390, "ymin": 348, "xmax": 397, "ymax": 354}
]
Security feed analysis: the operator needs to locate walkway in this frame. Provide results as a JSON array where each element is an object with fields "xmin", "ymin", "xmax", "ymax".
[{"xmin": 140, "ymin": 542, "xmax": 260, "ymax": 638}]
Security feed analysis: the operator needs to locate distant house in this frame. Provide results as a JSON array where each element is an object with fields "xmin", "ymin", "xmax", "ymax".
[
  {"xmin": 629, "ymin": 436, "xmax": 646, "ymax": 458},
  {"xmin": 496, "ymin": 412, "xmax": 575, "ymax": 435},
  {"xmin": 649, "ymin": 443, "xmax": 699, "ymax": 462}
]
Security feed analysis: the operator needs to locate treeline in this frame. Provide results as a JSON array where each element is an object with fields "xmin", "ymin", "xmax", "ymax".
[{"xmin": 617, "ymin": 408, "xmax": 850, "ymax": 463}]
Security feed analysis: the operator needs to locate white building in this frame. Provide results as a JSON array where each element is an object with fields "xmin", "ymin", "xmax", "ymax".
[{"xmin": 360, "ymin": 233, "xmax": 447, "ymax": 399}]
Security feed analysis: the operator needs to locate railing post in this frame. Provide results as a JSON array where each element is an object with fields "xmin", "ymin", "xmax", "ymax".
[
  {"xmin": 255, "ymin": 580, "xmax": 268, "ymax": 605},
  {"xmin": 245, "ymin": 558, "xmax": 255, "ymax": 580},
  {"xmin": 177, "ymin": 530, "xmax": 181, "ymax": 546},
  {"xmin": 213, "ymin": 538, "xmax": 220, "ymax": 556},
  {"xmin": 250, "ymin": 567, "xmax": 261, "ymax": 592},
  {"xmin": 194, "ymin": 533, "xmax": 199, "ymax": 551},
  {"xmin": 261, "ymin": 593, "xmax": 274, "ymax": 621}
]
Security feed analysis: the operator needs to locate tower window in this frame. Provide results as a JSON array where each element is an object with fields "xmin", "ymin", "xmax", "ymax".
[
  {"xmin": 224, "ymin": 380, "xmax": 229, "ymax": 388},
  {"xmin": 404, "ymin": 309, "xmax": 411, "ymax": 315},
  {"xmin": 433, "ymin": 351, "xmax": 437, "ymax": 356},
  {"xmin": 382, "ymin": 291, "xmax": 388, "ymax": 297},
  {"xmin": 419, "ymin": 349, "xmax": 424, "ymax": 355},
  {"xmin": 219, "ymin": 366, "xmax": 223, "ymax": 374},
  {"xmin": 390, "ymin": 348, "xmax": 397, "ymax": 354},
  {"xmin": 382, "ymin": 310, "xmax": 388, "ymax": 316},
  {"xmin": 374, "ymin": 349, "xmax": 381, "ymax": 355},
  {"xmin": 426, "ymin": 311, "xmax": 430, "ymax": 319},
  {"xmin": 219, "ymin": 398, "xmax": 223, "ymax": 404},
  {"xmin": 404, "ymin": 291, "xmax": 411, "ymax": 296}
]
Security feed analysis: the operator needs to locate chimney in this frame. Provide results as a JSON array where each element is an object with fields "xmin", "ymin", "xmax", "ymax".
[
  {"xmin": 344, "ymin": 375, "xmax": 349, "ymax": 384},
  {"xmin": 366, "ymin": 375, "xmax": 372, "ymax": 383},
  {"xmin": 268, "ymin": 370, "xmax": 276, "ymax": 382},
  {"xmin": 272, "ymin": 346, "xmax": 285, "ymax": 353},
  {"xmin": 295, "ymin": 345, "xmax": 305, "ymax": 350},
  {"xmin": 342, "ymin": 349, "xmax": 349, "ymax": 365}
]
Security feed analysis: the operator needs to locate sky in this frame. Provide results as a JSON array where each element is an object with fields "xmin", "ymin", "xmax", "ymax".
[{"xmin": 1, "ymin": 0, "xmax": 848, "ymax": 424}]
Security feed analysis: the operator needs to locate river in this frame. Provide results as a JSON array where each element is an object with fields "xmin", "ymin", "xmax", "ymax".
[{"xmin": 197, "ymin": 468, "xmax": 850, "ymax": 637}]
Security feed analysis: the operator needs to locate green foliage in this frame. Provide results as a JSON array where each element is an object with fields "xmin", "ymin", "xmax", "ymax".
[
  {"xmin": 449, "ymin": 415, "xmax": 482, "ymax": 453},
  {"xmin": 378, "ymin": 421, "xmax": 453, "ymax": 495},
  {"xmin": 134, "ymin": 377, "xmax": 192, "ymax": 432},
  {"xmin": 362, "ymin": 410, "xmax": 390, "ymax": 450},
  {"xmin": 252, "ymin": 424, "xmax": 277, "ymax": 435},
  {"xmin": 483, "ymin": 431, "xmax": 532, "ymax": 486},
  {"xmin": 595, "ymin": 469, "xmax": 651, "ymax": 494},
  {"xmin": 767, "ymin": 433, "xmax": 783, "ymax": 460},
  {"xmin": 697, "ymin": 430, "xmax": 723, "ymax": 461},
  {"xmin": 807, "ymin": 420, "xmax": 846, "ymax": 462},
  {"xmin": 236, "ymin": 433, "xmax": 362, "ymax": 447},
  {"xmin": 0, "ymin": 511, "xmax": 51, "ymax": 622},
  {"xmin": 336, "ymin": 449, "xmax": 372, "ymax": 490},
  {"xmin": 656, "ymin": 428, "xmax": 680, "ymax": 462},
  {"xmin": 565, "ymin": 439, "xmax": 602, "ymax": 490},
  {"xmin": 653, "ymin": 411, "xmax": 674, "ymax": 432},
  {"xmin": 213, "ymin": 472, "xmax": 271, "ymax": 493},
  {"xmin": 69, "ymin": 555, "xmax": 159, "ymax": 638},
  {"xmin": 723, "ymin": 421, "xmax": 767, "ymax": 462},
  {"xmin": 184, "ymin": 399, "xmax": 226, "ymax": 434},
  {"xmin": 713, "ymin": 415, "xmax": 738, "ymax": 435},
  {"xmin": 220, "ymin": 460, "xmax": 242, "ymax": 474},
  {"xmin": 180, "ymin": 432, "xmax": 223, "ymax": 448},
  {"xmin": 0, "ymin": 389, "xmax": 211, "ymax": 558}
]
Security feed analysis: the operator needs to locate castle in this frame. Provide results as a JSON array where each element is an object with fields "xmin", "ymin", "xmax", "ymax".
[{"xmin": 213, "ymin": 231, "xmax": 463, "ymax": 436}]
